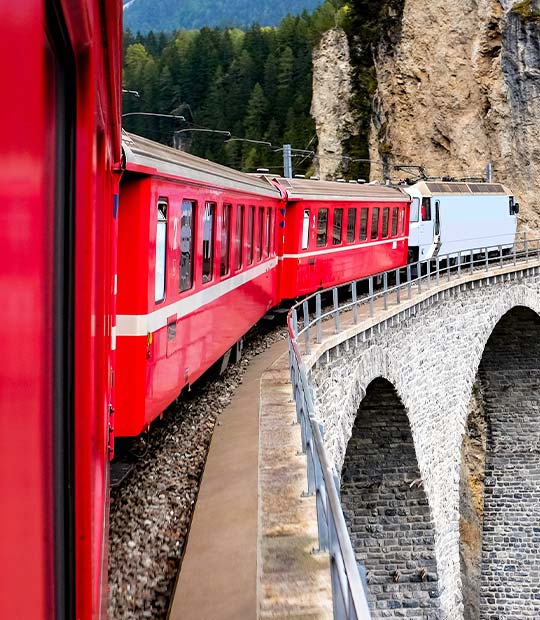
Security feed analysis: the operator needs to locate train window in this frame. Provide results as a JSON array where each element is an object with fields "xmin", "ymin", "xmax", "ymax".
[
  {"xmin": 247, "ymin": 206, "xmax": 255, "ymax": 265},
  {"xmin": 359, "ymin": 208, "xmax": 368, "ymax": 241},
  {"xmin": 421, "ymin": 197, "xmax": 431, "ymax": 221},
  {"xmin": 382, "ymin": 208, "xmax": 390, "ymax": 238},
  {"xmin": 371, "ymin": 208, "xmax": 380, "ymax": 239},
  {"xmin": 347, "ymin": 209, "xmax": 356, "ymax": 243},
  {"xmin": 400, "ymin": 207, "xmax": 406, "ymax": 234},
  {"xmin": 180, "ymin": 200, "xmax": 195, "ymax": 292},
  {"xmin": 317, "ymin": 209, "xmax": 328, "ymax": 246},
  {"xmin": 202, "ymin": 202, "xmax": 215, "ymax": 283},
  {"xmin": 302, "ymin": 209, "xmax": 310, "ymax": 249},
  {"xmin": 257, "ymin": 207, "xmax": 264, "ymax": 261},
  {"xmin": 235, "ymin": 205, "xmax": 244, "ymax": 270},
  {"xmin": 221, "ymin": 204, "xmax": 232, "ymax": 276},
  {"xmin": 333, "ymin": 208, "xmax": 343, "ymax": 245},
  {"xmin": 410, "ymin": 198, "xmax": 420, "ymax": 222},
  {"xmin": 391, "ymin": 207, "xmax": 399, "ymax": 236},
  {"xmin": 265, "ymin": 208, "xmax": 272, "ymax": 256},
  {"xmin": 155, "ymin": 200, "xmax": 168, "ymax": 303}
]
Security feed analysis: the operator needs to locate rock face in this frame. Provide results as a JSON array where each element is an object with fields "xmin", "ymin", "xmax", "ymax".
[
  {"xmin": 311, "ymin": 28, "xmax": 356, "ymax": 179},
  {"xmin": 369, "ymin": 0, "xmax": 540, "ymax": 232}
]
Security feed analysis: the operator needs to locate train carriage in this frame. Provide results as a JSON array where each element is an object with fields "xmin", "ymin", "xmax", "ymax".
[
  {"xmin": 0, "ymin": 2, "xmax": 122, "ymax": 619},
  {"xmin": 115, "ymin": 133, "xmax": 283, "ymax": 437},
  {"xmin": 275, "ymin": 178, "xmax": 411, "ymax": 299}
]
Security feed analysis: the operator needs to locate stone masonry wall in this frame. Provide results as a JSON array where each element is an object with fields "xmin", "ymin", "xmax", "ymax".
[
  {"xmin": 341, "ymin": 378, "xmax": 441, "ymax": 618},
  {"xmin": 309, "ymin": 272, "xmax": 540, "ymax": 619},
  {"xmin": 477, "ymin": 307, "xmax": 540, "ymax": 618}
]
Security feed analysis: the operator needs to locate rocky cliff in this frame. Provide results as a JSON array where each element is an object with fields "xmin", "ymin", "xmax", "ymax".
[
  {"xmin": 311, "ymin": 28, "xmax": 357, "ymax": 179},
  {"xmin": 369, "ymin": 0, "xmax": 540, "ymax": 232}
]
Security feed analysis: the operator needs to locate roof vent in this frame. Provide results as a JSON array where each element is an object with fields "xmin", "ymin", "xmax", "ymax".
[
  {"xmin": 256, "ymin": 168, "xmax": 270, "ymax": 173},
  {"xmin": 310, "ymin": 176, "xmax": 320, "ymax": 181},
  {"xmin": 294, "ymin": 174, "xmax": 305, "ymax": 179},
  {"xmin": 357, "ymin": 178, "xmax": 366, "ymax": 184},
  {"xmin": 337, "ymin": 178, "xmax": 345, "ymax": 183}
]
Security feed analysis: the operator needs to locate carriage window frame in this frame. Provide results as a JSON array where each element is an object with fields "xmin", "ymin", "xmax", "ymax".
[
  {"xmin": 382, "ymin": 207, "xmax": 390, "ymax": 238},
  {"xmin": 220, "ymin": 204, "xmax": 232, "ymax": 276},
  {"xmin": 302, "ymin": 208, "xmax": 310, "ymax": 250},
  {"xmin": 359, "ymin": 208, "xmax": 369, "ymax": 241},
  {"xmin": 179, "ymin": 199, "xmax": 195, "ymax": 293},
  {"xmin": 265, "ymin": 207, "xmax": 272, "ymax": 256},
  {"xmin": 234, "ymin": 205, "xmax": 244, "ymax": 271},
  {"xmin": 257, "ymin": 206, "xmax": 264, "ymax": 261},
  {"xmin": 371, "ymin": 207, "xmax": 380, "ymax": 240},
  {"xmin": 155, "ymin": 199, "xmax": 168, "ymax": 304},
  {"xmin": 346, "ymin": 208, "xmax": 356, "ymax": 243},
  {"xmin": 247, "ymin": 206, "xmax": 255, "ymax": 265},
  {"xmin": 202, "ymin": 202, "xmax": 215, "ymax": 284},
  {"xmin": 317, "ymin": 208, "xmax": 328, "ymax": 247},
  {"xmin": 333, "ymin": 208, "xmax": 343, "ymax": 245},
  {"xmin": 391, "ymin": 207, "xmax": 399, "ymax": 236},
  {"xmin": 410, "ymin": 197, "xmax": 420, "ymax": 222}
]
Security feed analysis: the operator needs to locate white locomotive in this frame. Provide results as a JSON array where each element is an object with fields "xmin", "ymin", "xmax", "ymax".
[{"xmin": 403, "ymin": 181, "xmax": 519, "ymax": 262}]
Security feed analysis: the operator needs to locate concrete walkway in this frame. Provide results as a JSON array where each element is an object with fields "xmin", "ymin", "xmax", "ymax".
[{"xmin": 168, "ymin": 339, "xmax": 288, "ymax": 620}]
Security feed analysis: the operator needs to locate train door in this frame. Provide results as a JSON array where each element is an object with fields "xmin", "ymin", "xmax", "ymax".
[
  {"xmin": 46, "ymin": 4, "xmax": 76, "ymax": 619},
  {"xmin": 418, "ymin": 197, "xmax": 439, "ymax": 260}
]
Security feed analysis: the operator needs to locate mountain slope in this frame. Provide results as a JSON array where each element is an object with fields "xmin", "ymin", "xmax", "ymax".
[{"xmin": 123, "ymin": 0, "xmax": 323, "ymax": 32}]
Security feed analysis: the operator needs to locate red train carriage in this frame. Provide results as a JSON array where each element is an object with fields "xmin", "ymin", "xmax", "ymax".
[
  {"xmin": 0, "ymin": 2, "xmax": 122, "ymax": 619},
  {"xmin": 275, "ymin": 178, "xmax": 411, "ymax": 299},
  {"xmin": 115, "ymin": 134, "xmax": 283, "ymax": 437}
]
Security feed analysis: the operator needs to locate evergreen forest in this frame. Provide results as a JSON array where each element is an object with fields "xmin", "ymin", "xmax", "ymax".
[{"xmin": 122, "ymin": 0, "xmax": 404, "ymax": 178}]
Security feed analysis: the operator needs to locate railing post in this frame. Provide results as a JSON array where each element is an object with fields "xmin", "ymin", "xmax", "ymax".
[
  {"xmin": 396, "ymin": 268, "xmax": 401, "ymax": 304},
  {"xmin": 333, "ymin": 287, "xmax": 340, "ymax": 333},
  {"xmin": 525, "ymin": 238, "xmax": 529, "ymax": 261},
  {"xmin": 407, "ymin": 264, "xmax": 412, "ymax": 299},
  {"xmin": 417, "ymin": 262, "xmax": 422, "ymax": 293},
  {"xmin": 499, "ymin": 244, "xmax": 503, "ymax": 268},
  {"xmin": 369, "ymin": 277, "xmax": 374, "ymax": 317},
  {"xmin": 513, "ymin": 242, "xmax": 517, "ymax": 266},
  {"xmin": 316, "ymin": 293, "xmax": 322, "ymax": 344},
  {"xmin": 352, "ymin": 281, "xmax": 359, "ymax": 324},
  {"xmin": 436, "ymin": 256, "xmax": 440, "ymax": 285},
  {"xmin": 457, "ymin": 253, "xmax": 461, "ymax": 276},
  {"xmin": 426, "ymin": 259, "xmax": 431, "ymax": 289},
  {"xmin": 485, "ymin": 247, "xmax": 489, "ymax": 272},
  {"xmin": 303, "ymin": 300, "xmax": 311, "ymax": 354},
  {"xmin": 292, "ymin": 308, "xmax": 298, "ymax": 336},
  {"xmin": 470, "ymin": 249, "xmax": 474, "ymax": 274},
  {"xmin": 383, "ymin": 272, "xmax": 388, "ymax": 310}
]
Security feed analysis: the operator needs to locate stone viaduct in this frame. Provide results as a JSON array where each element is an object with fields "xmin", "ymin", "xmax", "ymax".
[{"xmin": 259, "ymin": 259, "xmax": 540, "ymax": 620}]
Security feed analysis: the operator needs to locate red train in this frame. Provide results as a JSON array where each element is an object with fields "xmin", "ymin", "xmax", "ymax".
[
  {"xmin": 114, "ymin": 134, "xmax": 410, "ymax": 437},
  {"xmin": 1, "ymin": 5, "xmax": 410, "ymax": 616},
  {"xmin": 1, "ymin": 2, "xmax": 122, "ymax": 620}
]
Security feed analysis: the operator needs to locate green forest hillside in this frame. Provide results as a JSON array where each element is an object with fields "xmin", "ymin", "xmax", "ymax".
[{"xmin": 123, "ymin": 0, "xmax": 323, "ymax": 32}]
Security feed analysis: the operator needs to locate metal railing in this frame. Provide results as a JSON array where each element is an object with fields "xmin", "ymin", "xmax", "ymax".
[{"xmin": 286, "ymin": 236, "xmax": 540, "ymax": 620}]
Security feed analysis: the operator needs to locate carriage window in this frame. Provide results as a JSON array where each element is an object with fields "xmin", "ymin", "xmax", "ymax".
[
  {"xmin": 265, "ymin": 208, "xmax": 272, "ymax": 256},
  {"xmin": 235, "ymin": 205, "xmax": 244, "ymax": 270},
  {"xmin": 202, "ymin": 202, "xmax": 215, "ymax": 283},
  {"xmin": 302, "ymin": 209, "xmax": 310, "ymax": 249},
  {"xmin": 421, "ymin": 197, "xmax": 432, "ymax": 221},
  {"xmin": 410, "ymin": 198, "xmax": 420, "ymax": 222},
  {"xmin": 359, "ymin": 208, "xmax": 368, "ymax": 241},
  {"xmin": 317, "ymin": 209, "xmax": 328, "ymax": 246},
  {"xmin": 333, "ymin": 208, "xmax": 343, "ymax": 245},
  {"xmin": 220, "ymin": 204, "xmax": 231, "ymax": 276},
  {"xmin": 180, "ymin": 200, "xmax": 195, "ymax": 292},
  {"xmin": 155, "ymin": 200, "xmax": 168, "ymax": 303},
  {"xmin": 247, "ymin": 206, "xmax": 255, "ymax": 265},
  {"xmin": 382, "ymin": 207, "xmax": 389, "ymax": 238},
  {"xmin": 391, "ymin": 207, "xmax": 399, "ymax": 236},
  {"xmin": 257, "ymin": 207, "xmax": 264, "ymax": 261},
  {"xmin": 347, "ymin": 209, "xmax": 356, "ymax": 243},
  {"xmin": 400, "ymin": 207, "xmax": 406, "ymax": 234},
  {"xmin": 371, "ymin": 208, "xmax": 380, "ymax": 239}
]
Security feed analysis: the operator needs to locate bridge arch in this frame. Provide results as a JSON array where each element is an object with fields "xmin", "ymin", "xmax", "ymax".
[
  {"xmin": 341, "ymin": 377, "xmax": 441, "ymax": 617},
  {"xmin": 459, "ymin": 305, "xmax": 540, "ymax": 618}
]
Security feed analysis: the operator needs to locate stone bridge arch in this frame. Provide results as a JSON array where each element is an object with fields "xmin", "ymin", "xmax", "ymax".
[{"xmin": 310, "ymin": 275, "xmax": 540, "ymax": 619}]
